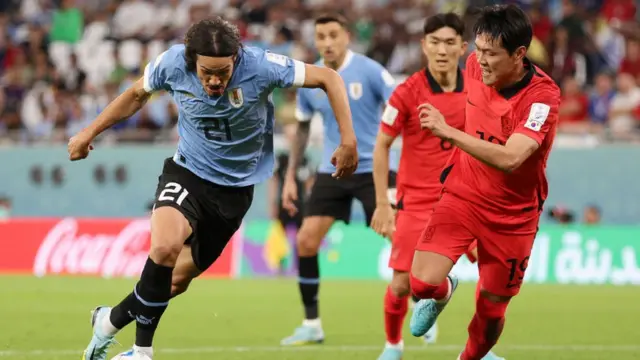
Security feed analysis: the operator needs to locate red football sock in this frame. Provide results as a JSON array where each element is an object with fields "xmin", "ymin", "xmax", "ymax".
[
  {"xmin": 409, "ymin": 273, "xmax": 450, "ymax": 301},
  {"xmin": 460, "ymin": 296, "xmax": 508, "ymax": 360},
  {"xmin": 383, "ymin": 286, "xmax": 408, "ymax": 344}
]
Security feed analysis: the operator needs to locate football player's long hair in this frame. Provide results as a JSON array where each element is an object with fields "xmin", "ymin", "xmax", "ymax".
[{"xmin": 184, "ymin": 17, "xmax": 243, "ymax": 71}]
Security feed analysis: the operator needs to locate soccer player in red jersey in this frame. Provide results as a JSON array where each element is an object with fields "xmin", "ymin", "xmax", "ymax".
[
  {"xmin": 408, "ymin": 5, "xmax": 561, "ymax": 360},
  {"xmin": 371, "ymin": 13, "xmax": 503, "ymax": 360}
]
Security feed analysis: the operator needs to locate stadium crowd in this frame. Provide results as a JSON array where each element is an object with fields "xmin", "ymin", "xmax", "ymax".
[{"xmin": 0, "ymin": 0, "xmax": 638, "ymax": 144}]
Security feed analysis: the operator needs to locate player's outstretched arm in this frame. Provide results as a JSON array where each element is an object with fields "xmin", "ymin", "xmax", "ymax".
[
  {"xmin": 373, "ymin": 131, "xmax": 395, "ymax": 207},
  {"xmin": 301, "ymin": 65, "xmax": 356, "ymax": 147},
  {"xmin": 302, "ymin": 64, "xmax": 358, "ymax": 178},
  {"xmin": 371, "ymin": 131, "xmax": 397, "ymax": 238},
  {"xmin": 87, "ymin": 77, "xmax": 151, "ymax": 136},
  {"xmin": 68, "ymin": 77, "xmax": 151, "ymax": 161}
]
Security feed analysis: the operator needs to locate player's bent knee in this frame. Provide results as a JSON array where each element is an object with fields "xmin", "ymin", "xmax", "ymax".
[
  {"xmin": 477, "ymin": 289, "xmax": 511, "ymax": 319},
  {"xmin": 390, "ymin": 271, "xmax": 411, "ymax": 297},
  {"xmin": 296, "ymin": 231, "xmax": 320, "ymax": 256},
  {"xmin": 296, "ymin": 226, "xmax": 322, "ymax": 257},
  {"xmin": 150, "ymin": 243, "xmax": 184, "ymax": 267},
  {"xmin": 410, "ymin": 250, "xmax": 453, "ymax": 285}
]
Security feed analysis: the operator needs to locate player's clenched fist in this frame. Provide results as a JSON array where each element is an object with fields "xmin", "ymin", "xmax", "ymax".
[
  {"xmin": 67, "ymin": 129, "xmax": 95, "ymax": 161},
  {"xmin": 330, "ymin": 142, "xmax": 358, "ymax": 178},
  {"xmin": 418, "ymin": 103, "xmax": 452, "ymax": 139},
  {"xmin": 371, "ymin": 203, "xmax": 396, "ymax": 239}
]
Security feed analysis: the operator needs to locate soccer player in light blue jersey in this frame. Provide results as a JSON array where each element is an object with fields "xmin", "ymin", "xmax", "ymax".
[
  {"xmin": 68, "ymin": 17, "xmax": 359, "ymax": 360},
  {"xmin": 280, "ymin": 13, "xmax": 397, "ymax": 346}
]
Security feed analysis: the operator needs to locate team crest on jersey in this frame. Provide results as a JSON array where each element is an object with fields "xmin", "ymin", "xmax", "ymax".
[
  {"xmin": 349, "ymin": 82, "xmax": 363, "ymax": 100},
  {"xmin": 501, "ymin": 117, "xmax": 514, "ymax": 135},
  {"xmin": 228, "ymin": 88, "xmax": 244, "ymax": 108}
]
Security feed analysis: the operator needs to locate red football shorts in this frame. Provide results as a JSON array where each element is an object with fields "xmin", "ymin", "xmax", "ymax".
[
  {"xmin": 416, "ymin": 193, "xmax": 539, "ymax": 296},
  {"xmin": 389, "ymin": 210, "xmax": 431, "ymax": 272},
  {"xmin": 465, "ymin": 240, "xmax": 478, "ymax": 263}
]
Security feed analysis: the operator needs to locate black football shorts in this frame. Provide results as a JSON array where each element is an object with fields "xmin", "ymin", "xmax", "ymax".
[{"xmin": 153, "ymin": 158, "xmax": 253, "ymax": 270}]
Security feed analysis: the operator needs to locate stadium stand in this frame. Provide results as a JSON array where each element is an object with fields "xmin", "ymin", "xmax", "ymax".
[{"xmin": 0, "ymin": 0, "xmax": 638, "ymax": 145}]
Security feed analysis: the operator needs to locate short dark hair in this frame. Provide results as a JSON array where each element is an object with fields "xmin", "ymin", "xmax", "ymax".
[
  {"xmin": 314, "ymin": 13, "xmax": 349, "ymax": 29},
  {"xmin": 472, "ymin": 4, "xmax": 533, "ymax": 55},
  {"xmin": 423, "ymin": 12, "xmax": 465, "ymax": 37},
  {"xmin": 184, "ymin": 17, "xmax": 242, "ymax": 71}
]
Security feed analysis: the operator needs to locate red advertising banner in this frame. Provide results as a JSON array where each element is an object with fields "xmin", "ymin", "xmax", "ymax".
[{"xmin": 0, "ymin": 218, "xmax": 237, "ymax": 278}]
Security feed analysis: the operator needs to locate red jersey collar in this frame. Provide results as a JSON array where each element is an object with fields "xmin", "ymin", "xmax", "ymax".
[
  {"xmin": 425, "ymin": 67, "xmax": 464, "ymax": 94},
  {"xmin": 497, "ymin": 57, "xmax": 539, "ymax": 100}
]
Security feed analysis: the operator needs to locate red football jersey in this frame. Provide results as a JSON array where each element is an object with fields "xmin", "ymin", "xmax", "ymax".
[
  {"xmin": 442, "ymin": 52, "xmax": 561, "ymax": 227},
  {"xmin": 380, "ymin": 68, "xmax": 467, "ymax": 211}
]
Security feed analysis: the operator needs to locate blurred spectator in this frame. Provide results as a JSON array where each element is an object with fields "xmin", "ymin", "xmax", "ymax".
[
  {"xmin": 529, "ymin": 5, "xmax": 553, "ymax": 44},
  {"xmin": 547, "ymin": 26, "xmax": 587, "ymax": 86},
  {"xmin": 583, "ymin": 204, "xmax": 601, "ymax": 224},
  {"xmin": 270, "ymin": 26, "xmax": 295, "ymax": 57},
  {"xmin": 601, "ymin": 0, "xmax": 636, "ymax": 24},
  {"xmin": 61, "ymin": 53, "xmax": 86, "ymax": 93},
  {"xmin": 240, "ymin": 0, "xmax": 268, "ymax": 24},
  {"xmin": 50, "ymin": 0, "xmax": 83, "ymax": 44},
  {"xmin": 548, "ymin": 205, "xmax": 576, "ymax": 224},
  {"xmin": 592, "ymin": 16, "xmax": 626, "ymax": 72},
  {"xmin": 0, "ymin": 0, "xmax": 639, "ymax": 144},
  {"xmin": 558, "ymin": 0, "xmax": 586, "ymax": 42},
  {"xmin": 559, "ymin": 76, "xmax": 590, "ymax": 133},
  {"xmin": 619, "ymin": 39, "xmax": 640, "ymax": 83},
  {"xmin": 608, "ymin": 72, "xmax": 640, "ymax": 139},
  {"xmin": 1, "ymin": 68, "xmax": 27, "ymax": 135},
  {"xmin": 0, "ymin": 1, "xmax": 20, "ymax": 14},
  {"xmin": 112, "ymin": 0, "xmax": 156, "ymax": 40},
  {"xmin": 141, "ymin": 92, "xmax": 178, "ymax": 131},
  {"xmin": 588, "ymin": 72, "xmax": 615, "ymax": 131},
  {"xmin": 527, "ymin": 35, "xmax": 549, "ymax": 69}
]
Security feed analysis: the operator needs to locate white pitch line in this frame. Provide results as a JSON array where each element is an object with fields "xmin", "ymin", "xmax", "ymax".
[{"xmin": 1, "ymin": 345, "xmax": 640, "ymax": 357}]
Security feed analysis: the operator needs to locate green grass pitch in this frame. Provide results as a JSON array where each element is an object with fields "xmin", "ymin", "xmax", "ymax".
[{"xmin": 1, "ymin": 276, "xmax": 639, "ymax": 359}]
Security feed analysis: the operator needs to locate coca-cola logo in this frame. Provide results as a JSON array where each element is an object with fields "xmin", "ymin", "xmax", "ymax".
[{"xmin": 33, "ymin": 218, "xmax": 151, "ymax": 278}]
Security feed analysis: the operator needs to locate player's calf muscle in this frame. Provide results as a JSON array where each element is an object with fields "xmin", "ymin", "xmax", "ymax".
[
  {"xmin": 170, "ymin": 275, "xmax": 192, "ymax": 297},
  {"xmin": 170, "ymin": 248, "xmax": 200, "ymax": 297},
  {"xmin": 150, "ymin": 207, "xmax": 192, "ymax": 266}
]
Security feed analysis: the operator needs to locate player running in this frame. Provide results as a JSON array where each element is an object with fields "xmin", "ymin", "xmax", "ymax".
[
  {"xmin": 371, "ymin": 13, "xmax": 503, "ymax": 360},
  {"xmin": 280, "ymin": 13, "xmax": 396, "ymax": 346},
  {"xmin": 409, "ymin": 5, "xmax": 560, "ymax": 360},
  {"xmin": 70, "ymin": 18, "xmax": 358, "ymax": 360}
]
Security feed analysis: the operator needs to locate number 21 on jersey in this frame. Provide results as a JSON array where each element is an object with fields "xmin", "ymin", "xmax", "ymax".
[
  {"xmin": 158, "ymin": 182, "xmax": 189, "ymax": 206},
  {"xmin": 202, "ymin": 118, "xmax": 232, "ymax": 141}
]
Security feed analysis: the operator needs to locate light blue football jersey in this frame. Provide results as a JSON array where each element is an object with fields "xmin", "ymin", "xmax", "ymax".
[
  {"xmin": 143, "ymin": 44, "xmax": 306, "ymax": 186},
  {"xmin": 295, "ymin": 51, "xmax": 396, "ymax": 174}
]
